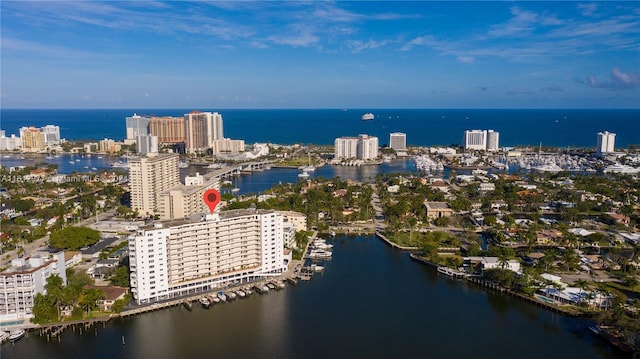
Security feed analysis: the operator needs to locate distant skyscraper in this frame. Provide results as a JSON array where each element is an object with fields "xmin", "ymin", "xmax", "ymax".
[
  {"xmin": 150, "ymin": 116, "xmax": 185, "ymax": 144},
  {"xmin": 596, "ymin": 131, "xmax": 615, "ymax": 156},
  {"xmin": 207, "ymin": 112, "xmax": 224, "ymax": 146},
  {"xmin": 334, "ymin": 134, "xmax": 378, "ymax": 160},
  {"xmin": 136, "ymin": 135, "xmax": 159, "ymax": 155},
  {"xmin": 19, "ymin": 126, "xmax": 45, "ymax": 152},
  {"xmin": 463, "ymin": 130, "xmax": 487, "ymax": 150},
  {"xmin": 129, "ymin": 153, "xmax": 180, "ymax": 216},
  {"xmin": 184, "ymin": 111, "xmax": 213, "ymax": 154},
  {"xmin": 126, "ymin": 114, "xmax": 150, "ymax": 140},
  {"xmin": 389, "ymin": 132, "xmax": 407, "ymax": 151},
  {"xmin": 40, "ymin": 125, "xmax": 60, "ymax": 146},
  {"xmin": 486, "ymin": 130, "xmax": 499, "ymax": 151}
]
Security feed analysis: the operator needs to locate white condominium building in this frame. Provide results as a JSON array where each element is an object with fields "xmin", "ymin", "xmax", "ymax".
[
  {"xmin": 129, "ymin": 209, "xmax": 286, "ymax": 304},
  {"xmin": 212, "ymin": 139, "xmax": 245, "ymax": 155},
  {"xmin": 0, "ymin": 252, "xmax": 66, "ymax": 325},
  {"xmin": 40, "ymin": 125, "xmax": 61, "ymax": 146},
  {"xmin": 334, "ymin": 134, "xmax": 379, "ymax": 160},
  {"xmin": 486, "ymin": 130, "xmax": 499, "ymax": 152},
  {"xmin": 596, "ymin": 131, "xmax": 615, "ymax": 156},
  {"xmin": 389, "ymin": 132, "xmax": 407, "ymax": 151},
  {"xmin": 463, "ymin": 129, "xmax": 499, "ymax": 151},
  {"xmin": 129, "ymin": 153, "xmax": 180, "ymax": 217}
]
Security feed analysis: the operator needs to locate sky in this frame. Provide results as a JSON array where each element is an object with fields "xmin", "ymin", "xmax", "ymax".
[{"xmin": 1, "ymin": 1, "xmax": 639, "ymax": 109}]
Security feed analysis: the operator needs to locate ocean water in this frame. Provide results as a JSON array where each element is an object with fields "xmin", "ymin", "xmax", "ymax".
[{"xmin": 1, "ymin": 108, "xmax": 639, "ymax": 148}]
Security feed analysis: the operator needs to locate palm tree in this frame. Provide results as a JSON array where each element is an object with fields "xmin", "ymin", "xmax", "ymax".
[
  {"xmin": 44, "ymin": 275, "xmax": 65, "ymax": 320},
  {"xmin": 574, "ymin": 279, "xmax": 589, "ymax": 304}
]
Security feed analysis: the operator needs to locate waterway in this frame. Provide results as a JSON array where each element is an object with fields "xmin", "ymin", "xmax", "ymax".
[{"xmin": 2, "ymin": 236, "xmax": 622, "ymax": 359}]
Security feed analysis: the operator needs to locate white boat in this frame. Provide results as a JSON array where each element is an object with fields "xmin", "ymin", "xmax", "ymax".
[
  {"xmin": 308, "ymin": 249, "xmax": 332, "ymax": 259},
  {"xmin": 244, "ymin": 288, "xmax": 253, "ymax": 296},
  {"xmin": 217, "ymin": 292, "xmax": 227, "ymax": 302},
  {"xmin": 0, "ymin": 331, "xmax": 10, "ymax": 342},
  {"xmin": 362, "ymin": 113, "xmax": 374, "ymax": 121},
  {"xmin": 236, "ymin": 289, "xmax": 246, "ymax": 298},
  {"xmin": 199, "ymin": 297, "xmax": 211, "ymax": 308},
  {"xmin": 603, "ymin": 164, "xmax": 640, "ymax": 174},
  {"xmin": 211, "ymin": 296, "xmax": 221, "ymax": 304},
  {"xmin": 298, "ymin": 171, "xmax": 310, "ymax": 178},
  {"xmin": 533, "ymin": 164, "xmax": 563, "ymax": 173},
  {"xmin": 313, "ymin": 243, "xmax": 333, "ymax": 250},
  {"xmin": 97, "ymin": 156, "xmax": 103, "ymax": 159},
  {"xmin": 274, "ymin": 281, "xmax": 285, "ymax": 289},
  {"xmin": 69, "ymin": 161, "xmax": 75, "ymax": 164},
  {"xmin": 178, "ymin": 161, "xmax": 189, "ymax": 168},
  {"xmin": 111, "ymin": 162, "xmax": 129, "ymax": 169},
  {"xmin": 267, "ymin": 283, "xmax": 276, "ymax": 290},
  {"xmin": 310, "ymin": 264, "xmax": 325, "ymax": 272},
  {"xmin": 206, "ymin": 163, "xmax": 224, "ymax": 169},
  {"xmin": 8, "ymin": 329, "xmax": 25, "ymax": 342},
  {"xmin": 231, "ymin": 187, "xmax": 240, "ymax": 193},
  {"xmin": 226, "ymin": 291, "xmax": 237, "ymax": 300},
  {"xmin": 91, "ymin": 167, "xmax": 98, "ymax": 171}
]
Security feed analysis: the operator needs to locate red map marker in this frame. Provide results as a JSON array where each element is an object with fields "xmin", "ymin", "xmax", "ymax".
[{"xmin": 203, "ymin": 189, "xmax": 221, "ymax": 214}]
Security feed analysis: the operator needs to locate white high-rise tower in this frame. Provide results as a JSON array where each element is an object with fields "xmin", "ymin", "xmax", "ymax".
[{"xmin": 596, "ymin": 131, "xmax": 615, "ymax": 156}]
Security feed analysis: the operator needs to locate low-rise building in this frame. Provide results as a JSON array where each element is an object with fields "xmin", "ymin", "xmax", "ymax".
[{"xmin": 424, "ymin": 201, "xmax": 453, "ymax": 219}]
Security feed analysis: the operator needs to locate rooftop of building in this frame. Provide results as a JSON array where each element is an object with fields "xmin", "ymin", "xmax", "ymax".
[
  {"xmin": 423, "ymin": 201, "xmax": 451, "ymax": 210},
  {"xmin": 1, "ymin": 255, "xmax": 59, "ymax": 275},
  {"xmin": 141, "ymin": 207, "xmax": 278, "ymax": 231}
]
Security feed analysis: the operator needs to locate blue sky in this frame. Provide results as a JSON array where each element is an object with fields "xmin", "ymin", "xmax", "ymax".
[{"xmin": 1, "ymin": 1, "xmax": 639, "ymax": 109}]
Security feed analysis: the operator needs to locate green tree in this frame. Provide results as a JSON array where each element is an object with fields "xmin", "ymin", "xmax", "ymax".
[
  {"xmin": 49, "ymin": 226, "xmax": 100, "ymax": 250},
  {"xmin": 109, "ymin": 266, "xmax": 130, "ymax": 287},
  {"xmin": 44, "ymin": 274, "xmax": 65, "ymax": 320}
]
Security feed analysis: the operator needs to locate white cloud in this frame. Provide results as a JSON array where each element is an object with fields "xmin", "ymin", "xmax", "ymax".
[{"xmin": 583, "ymin": 67, "xmax": 640, "ymax": 90}]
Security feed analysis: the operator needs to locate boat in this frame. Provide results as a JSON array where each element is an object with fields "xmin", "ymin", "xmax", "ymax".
[
  {"xmin": 244, "ymin": 288, "xmax": 253, "ymax": 296},
  {"xmin": 267, "ymin": 283, "xmax": 276, "ymax": 290},
  {"xmin": 8, "ymin": 329, "xmax": 25, "ymax": 342},
  {"xmin": 361, "ymin": 113, "xmax": 374, "ymax": 121},
  {"xmin": 97, "ymin": 156, "xmax": 103, "ymax": 159},
  {"xmin": 206, "ymin": 163, "xmax": 224, "ymax": 169},
  {"xmin": 91, "ymin": 167, "xmax": 98, "ymax": 171},
  {"xmin": 533, "ymin": 164, "xmax": 563, "ymax": 173},
  {"xmin": 256, "ymin": 284, "xmax": 269, "ymax": 293},
  {"xmin": 75, "ymin": 159, "xmax": 80, "ymax": 162},
  {"xmin": 226, "ymin": 291, "xmax": 237, "ymax": 300},
  {"xmin": 298, "ymin": 171, "xmax": 310, "ymax": 178},
  {"xmin": 111, "ymin": 162, "xmax": 129, "ymax": 169},
  {"xmin": 178, "ymin": 161, "xmax": 189, "ymax": 168},
  {"xmin": 236, "ymin": 289, "xmax": 246, "ymax": 298},
  {"xmin": 603, "ymin": 163, "xmax": 640, "ymax": 174},
  {"xmin": 199, "ymin": 297, "xmax": 211, "ymax": 308},
  {"xmin": 310, "ymin": 264, "xmax": 325, "ymax": 272},
  {"xmin": 217, "ymin": 292, "xmax": 227, "ymax": 302},
  {"xmin": 69, "ymin": 161, "xmax": 75, "ymax": 164},
  {"xmin": 0, "ymin": 331, "xmax": 10, "ymax": 343},
  {"xmin": 274, "ymin": 281, "xmax": 285, "ymax": 289},
  {"xmin": 211, "ymin": 296, "xmax": 221, "ymax": 304}
]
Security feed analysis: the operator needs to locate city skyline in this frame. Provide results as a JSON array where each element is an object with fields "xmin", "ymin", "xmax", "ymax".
[{"xmin": 1, "ymin": 1, "xmax": 639, "ymax": 109}]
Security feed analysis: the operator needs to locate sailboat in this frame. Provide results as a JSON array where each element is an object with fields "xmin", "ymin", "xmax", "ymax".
[
  {"xmin": 300, "ymin": 152, "xmax": 315, "ymax": 172},
  {"xmin": 231, "ymin": 177, "xmax": 240, "ymax": 193}
]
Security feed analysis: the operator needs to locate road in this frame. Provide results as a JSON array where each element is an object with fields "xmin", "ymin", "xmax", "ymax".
[{"xmin": 2, "ymin": 208, "xmax": 117, "ymax": 267}]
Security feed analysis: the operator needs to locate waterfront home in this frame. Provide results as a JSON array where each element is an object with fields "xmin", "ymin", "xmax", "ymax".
[
  {"xmin": 85, "ymin": 285, "xmax": 128, "ymax": 311},
  {"xmin": 463, "ymin": 256, "xmax": 521, "ymax": 274},
  {"xmin": 538, "ymin": 287, "xmax": 611, "ymax": 309}
]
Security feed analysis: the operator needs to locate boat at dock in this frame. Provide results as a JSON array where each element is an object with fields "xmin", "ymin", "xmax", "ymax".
[
  {"xmin": 7, "ymin": 329, "xmax": 25, "ymax": 342},
  {"xmin": 273, "ymin": 280, "xmax": 285, "ymax": 289},
  {"xmin": 211, "ymin": 295, "xmax": 221, "ymax": 304},
  {"xmin": 236, "ymin": 289, "xmax": 246, "ymax": 298},
  {"xmin": 255, "ymin": 284, "xmax": 269, "ymax": 293},
  {"xmin": 266, "ymin": 283, "xmax": 276, "ymax": 290},
  {"xmin": 308, "ymin": 249, "xmax": 332, "ymax": 259},
  {"xmin": 0, "ymin": 331, "xmax": 10, "ymax": 343},
  {"xmin": 217, "ymin": 292, "xmax": 227, "ymax": 302},
  {"xmin": 226, "ymin": 291, "xmax": 237, "ymax": 300},
  {"xmin": 244, "ymin": 288, "xmax": 253, "ymax": 296},
  {"xmin": 199, "ymin": 297, "xmax": 211, "ymax": 308},
  {"xmin": 310, "ymin": 264, "xmax": 325, "ymax": 272}
]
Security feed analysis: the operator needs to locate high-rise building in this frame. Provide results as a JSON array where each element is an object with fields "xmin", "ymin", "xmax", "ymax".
[
  {"xmin": 334, "ymin": 134, "xmax": 378, "ymax": 160},
  {"xmin": 358, "ymin": 134, "xmax": 379, "ymax": 160},
  {"xmin": 149, "ymin": 116, "xmax": 185, "ymax": 144},
  {"xmin": 389, "ymin": 132, "xmax": 407, "ymax": 151},
  {"xmin": 463, "ymin": 130, "xmax": 487, "ymax": 150},
  {"xmin": 128, "ymin": 209, "xmax": 286, "ymax": 304},
  {"xmin": 486, "ymin": 130, "xmax": 500, "ymax": 152},
  {"xmin": 99, "ymin": 138, "xmax": 121, "ymax": 153},
  {"xmin": 126, "ymin": 114, "xmax": 150, "ymax": 141},
  {"xmin": 596, "ymin": 131, "xmax": 616, "ymax": 156},
  {"xmin": 207, "ymin": 112, "xmax": 224, "ymax": 146},
  {"xmin": 129, "ymin": 153, "xmax": 180, "ymax": 216},
  {"xmin": 184, "ymin": 111, "xmax": 209, "ymax": 154},
  {"xmin": 136, "ymin": 135, "xmax": 159, "ymax": 155},
  {"xmin": 40, "ymin": 125, "xmax": 61, "ymax": 146},
  {"xmin": 156, "ymin": 172, "xmax": 220, "ymax": 220},
  {"xmin": 19, "ymin": 127, "xmax": 45, "ymax": 152},
  {"xmin": 0, "ymin": 253, "xmax": 66, "ymax": 325},
  {"xmin": 0, "ymin": 133, "xmax": 21, "ymax": 151}
]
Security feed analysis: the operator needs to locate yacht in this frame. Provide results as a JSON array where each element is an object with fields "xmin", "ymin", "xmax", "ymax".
[
  {"xmin": 533, "ymin": 164, "xmax": 563, "ymax": 173},
  {"xmin": 8, "ymin": 329, "xmax": 25, "ymax": 342},
  {"xmin": 178, "ymin": 161, "xmax": 189, "ymax": 169},
  {"xmin": 226, "ymin": 291, "xmax": 237, "ymax": 300},
  {"xmin": 603, "ymin": 164, "xmax": 640, "ymax": 174},
  {"xmin": 310, "ymin": 264, "xmax": 325, "ymax": 272},
  {"xmin": 236, "ymin": 289, "xmax": 246, "ymax": 298},
  {"xmin": 199, "ymin": 297, "xmax": 211, "ymax": 308},
  {"xmin": 361, "ymin": 113, "xmax": 374, "ymax": 121},
  {"xmin": 217, "ymin": 292, "xmax": 227, "ymax": 302},
  {"xmin": 298, "ymin": 171, "xmax": 310, "ymax": 178},
  {"xmin": 111, "ymin": 162, "xmax": 129, "ymax": 169}
]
